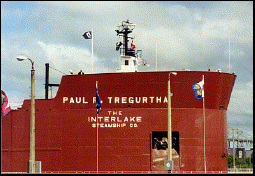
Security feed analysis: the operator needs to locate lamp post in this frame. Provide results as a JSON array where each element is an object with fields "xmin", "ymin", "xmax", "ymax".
[
  {"xmin": 17, "ymin": 55, "xmax": 35, "ymax": 173},
  {"xmin": 166, "ymin": 72, "xmax": 177, "ymax": 173}
]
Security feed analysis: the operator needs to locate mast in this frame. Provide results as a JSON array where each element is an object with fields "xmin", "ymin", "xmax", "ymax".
[
  {"xmin": 115, "ymin": 19, "xmax": 136, "ymax": 57},
  {"xmin": 45, "ymin": 63, "xmax": 59, "ymax": 99},
  {"xmin": 115, "ymin": 20, "xmax": 141, "ymax": 72}
]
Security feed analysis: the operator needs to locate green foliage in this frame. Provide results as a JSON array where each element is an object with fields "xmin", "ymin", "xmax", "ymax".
[
  {"xmin": 228, "ymin": 155, "xmax": 253, "ymax": 168},
  {"xmin": 228, "ymin": 155, "xmax": 233, "ymax": 168}
]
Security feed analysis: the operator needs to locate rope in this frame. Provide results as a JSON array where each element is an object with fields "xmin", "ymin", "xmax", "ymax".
[{"xmin": 49, "ymin": 66, "xmax": 67, "ymax": 75}]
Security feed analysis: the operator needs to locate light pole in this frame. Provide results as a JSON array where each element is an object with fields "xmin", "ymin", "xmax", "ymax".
[
  {"xmin": 232, "ymin": 128, "xmax": 235, "ymax": 172},
  {"xmin": 17, "ymin": 55, "xmax": 35, "ymax": 173},
  {"xmin": 166, "ymin": 72, "xmax": 177, "ymax": 173}
]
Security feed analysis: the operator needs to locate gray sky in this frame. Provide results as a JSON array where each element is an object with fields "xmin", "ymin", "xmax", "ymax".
[{"xmin": 1, "ymin": 1, "xmax": 253, "ymax": 137}]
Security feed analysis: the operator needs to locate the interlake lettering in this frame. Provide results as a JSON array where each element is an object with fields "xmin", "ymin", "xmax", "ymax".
[
  {"xmin": 63, "ymin": 96, "xmax": 168, "ymax": 104},
  {"xmin": 88, "ymin": 116, "xmax": 142, "ymax": 123},
  {"xmin": 88, "ymin": 116, "xmax": 142, "ymax": 128}
]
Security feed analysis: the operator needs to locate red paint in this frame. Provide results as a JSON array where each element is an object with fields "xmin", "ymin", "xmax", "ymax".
[{"xmin": 1, "ymin": 71, "xmax": 236, "ymax": 172}]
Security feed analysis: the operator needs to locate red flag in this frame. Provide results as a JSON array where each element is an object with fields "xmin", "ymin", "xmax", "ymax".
[
  {"xmin": 1, "ymin": 90, "xmax": 11, "ymax": 116},
  {"xmin": 116, "ymin": 37, "xmax": 122, "ymax": 51},
  {"xmin": 131, "ymin": 40, "xmax": 135, "ymax": 50}
]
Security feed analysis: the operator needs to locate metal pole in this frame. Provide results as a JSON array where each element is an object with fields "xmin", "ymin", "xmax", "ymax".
[
  {"xmin": 228, "ymin": 31, "xmax": 231, "ymax": 73},
  {"xmin": 45, "ymin": 63, "xmax": 49, "ymax": 99},
  {"xmin": 30, "ymin": 61, "xmax": 36, "ymax": 173},
  {"xmin": 16, "ymin": 56, "xmax": 36, "ymax": 173},
  {"xmin": 167, "ymin": 72, "xmax": 172, "ymax": 172},
  {"xmin": 156, "ymin": 40, "xmax": 157, "ymax": 71},
  {"xmin": 97, "ymin": 113, "xmax": 98, "ymax": 173},
  {"xmin": 203, "ymin": 96, "xmax": 206, "ymax": 172},
  {"xmin": 96, "ymin": 81, "xmax": 98, "ymax": 173},
  {"xmin": 202, "ymin": 75, "xmax": 206, "ymax": 173},
  {"xmin": 233, "ymin": 128, "xmax": 235, "ymax": 172},
  {"xmin": 91, "ymin": 29, "xmax": 94, "ymax": 73}
]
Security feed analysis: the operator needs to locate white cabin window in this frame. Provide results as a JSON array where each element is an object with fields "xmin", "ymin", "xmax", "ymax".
[{"xmin": 125, "ymin": 60, "xmax": 129, "ymax": 65}]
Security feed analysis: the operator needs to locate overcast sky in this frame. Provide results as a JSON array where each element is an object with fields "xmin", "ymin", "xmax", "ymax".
[{"xmin": 1, "ymin": 1, "xmax": 253, "ymax": 137}]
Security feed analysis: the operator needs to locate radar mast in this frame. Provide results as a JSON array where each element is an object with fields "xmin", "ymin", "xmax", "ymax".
[{"xmin": 115, "ymin": 19, "xmax": 141, "ymax": 72}]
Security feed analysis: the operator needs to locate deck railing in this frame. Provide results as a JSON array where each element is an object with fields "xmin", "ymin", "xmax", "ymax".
[{"xmin": 1, "ymin": 169, "xmax": 253, "ymax": 174}]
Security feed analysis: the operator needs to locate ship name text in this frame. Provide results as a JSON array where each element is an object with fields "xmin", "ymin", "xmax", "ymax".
[{"xmin": 63, "ymin": 96, "xmax": 168, "ymax": 104}]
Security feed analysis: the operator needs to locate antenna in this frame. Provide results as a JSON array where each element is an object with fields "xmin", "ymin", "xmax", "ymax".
[
  {"xmin": 228, "ymin": 31, "xmax": 231, "ymax": 73},
  {"xmin": 115, "ymin": 20, "xmax": 141, "ymax": 72},
  {"xmin": 156, "ymin": 40, "xmax": 157, "ymax": 71},
  {"xmin": 115, "ymin": 19, "xmax": 136, "ymax": 57}
]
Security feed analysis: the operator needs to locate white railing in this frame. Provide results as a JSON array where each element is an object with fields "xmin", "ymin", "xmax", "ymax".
[
  {"xmin": 228, "ymin": 168, "xmax": 253, "ymax": 173},
  {"xmin": 2, "ymin": 169, "xmax": 253, "ymax": 174}
]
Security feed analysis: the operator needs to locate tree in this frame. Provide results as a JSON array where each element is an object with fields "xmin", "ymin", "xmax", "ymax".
[{"xmin": 228, "ymin": 154, "xmax": 253, "ymax": 169}]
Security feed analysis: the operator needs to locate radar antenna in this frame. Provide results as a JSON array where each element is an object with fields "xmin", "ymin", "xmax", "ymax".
[
  {"xmin": 115, "ymin": 20, "xmax": 142, "ymax": 72},
  {"xmin": 115, "ymin": 19, "xmax": 136, "ymax": 57}
]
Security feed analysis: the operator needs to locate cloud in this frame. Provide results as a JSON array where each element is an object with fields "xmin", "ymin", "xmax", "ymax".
[
  {"xmin": 228, "ymin": 81, "xmax": 253, "ymax": 115},
  {"xmin": 37, "ymin": 41, "xmax": 94, "ymax": 73},
  {"xmin": 227, "ymin": 80, "xmax": 253, "ymax": 135},
  {"xmin": 1, "ymin": 1, "xmax": 253, "ymax": 135}
]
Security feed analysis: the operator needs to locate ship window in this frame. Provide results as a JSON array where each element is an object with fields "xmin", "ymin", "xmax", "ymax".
[
  {"xmin": 152, "ymin": 131, "xmax": 179, "ymax": 155},
  {"xmin": 125, "ymin": 60, "xmax": 129, "ymax": 65},
  {"xmin": 151, "ymin": 131, "xmax": 180, "ymax": 171}
]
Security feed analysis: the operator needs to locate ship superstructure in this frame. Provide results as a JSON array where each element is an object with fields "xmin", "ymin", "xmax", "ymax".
[{"xmin": 115, "ymin": 19, "xmax": 141, "ymax": 72}]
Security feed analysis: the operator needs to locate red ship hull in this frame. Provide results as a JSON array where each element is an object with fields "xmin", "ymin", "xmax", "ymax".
[{"xmin": 1, "ymin": 71, "xmax": 236, "ymax": 172}]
